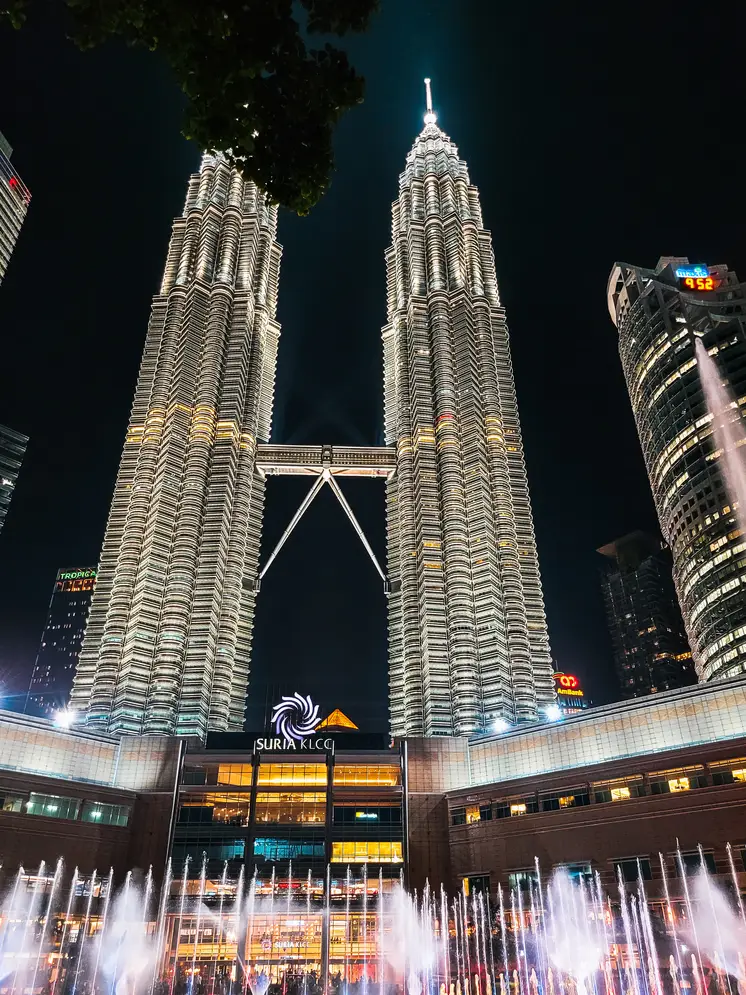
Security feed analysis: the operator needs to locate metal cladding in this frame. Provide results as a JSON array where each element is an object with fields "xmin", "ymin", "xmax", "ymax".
[
  {"xmin": 608, "ymin": 258, "xmax": 746, "ymax": 685},
  {"xmin": 382, "ymin": 113, "xmax": 554, "ymax": 736},
  {"xmin": 70, "ymin": 155, "xmax": 281, "ymax": 738},
  {"xmin": 0, "ymin": 423, "xmax": 28, "ymax": 537},
  {"xmin": 0, "ymin": 131, "xmax": 31, "ymax": 286}
]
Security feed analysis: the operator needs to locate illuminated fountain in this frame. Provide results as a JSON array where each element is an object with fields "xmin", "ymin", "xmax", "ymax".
[
  {"xmin": 0, "ymin": 848, "xmax": 744, "ymax": 995},
  {"xmin": 695, "ymin": 336, "xmax": 746, "ymax": 532}
]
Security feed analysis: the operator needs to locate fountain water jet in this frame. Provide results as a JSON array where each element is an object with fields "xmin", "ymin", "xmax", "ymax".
[{"xmin": 695, "ymin": 337, "xmax": 746, "ymax": 532}]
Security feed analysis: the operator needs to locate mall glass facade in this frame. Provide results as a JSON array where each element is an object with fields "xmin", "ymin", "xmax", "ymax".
[{"xmin": 168, "ymin": 744, "xmax": 405, "ymax": 985}]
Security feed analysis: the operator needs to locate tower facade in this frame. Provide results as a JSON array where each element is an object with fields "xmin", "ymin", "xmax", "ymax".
[
  {"xmin": 0, "ymin": 423, "xmax": 28, "ymax": 538},
  {"xmin": 0, "ymin": 130, "xmax": 31, "ymax": 286},
  {"xmin": 383, "ymin": 88, "xmax": 554, "ymax": 735},
  {"xmin": 70, "ymin": 155, "xmax": 281, "ymax": 738},
  {"xmin": 608, "ymin": 257, "xmax": 746, "ymax": 684},
  {"xmin": 27, "ymin": 567, "xmax": 97, "ymax": 717},
  {"xmin": 598, "ymin": 532, "xmax": 695, "ymax": 697}
]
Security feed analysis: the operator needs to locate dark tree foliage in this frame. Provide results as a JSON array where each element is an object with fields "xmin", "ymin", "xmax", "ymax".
[{"xmin": 1, "ymin": 0, "xmax": 379, "ymax": 213}]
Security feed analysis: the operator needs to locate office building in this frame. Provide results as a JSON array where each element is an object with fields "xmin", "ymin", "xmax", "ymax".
[
  {"xmin": 383, "ymin": 81, "xmax": 554, "ymax": 736},
  {"xmin": 598, "ymin": 532, "xmax": 695, "ymax": 697},
  {"xmin": 71, "ymin": 85, "xmax": 554, "ymax": 742},
  {"xmin": 70, "ymin": 155, "xmax": 282, "ymax": 739},
  {"xmin": 0, "ymin": 423, "xmax": 28, "ymax": 537},
  {"xmin": 0, "ymin": 130, "xmax": 31, "ymax": 285},
  {"xmin": 608, "ymin": 258, "xmax": 746, "ymax": 683},
  {"xmin": 26, "ymin": 567, "xmax": 97, "ymax": 717}
]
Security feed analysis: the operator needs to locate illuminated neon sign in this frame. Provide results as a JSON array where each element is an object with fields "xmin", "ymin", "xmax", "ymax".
[
  {"xmin": 271, "ymin": 692, "xmax": 321, "ymax": 742},
  {"xmin": 553, "ymin": 672, "xmax": 584, "ymax": 697},
  {"xmin": 57, "ymin": 569, "xmax": 97, "ymax": 581},
  {"xmin": 675, "ymin": 265, "xmax": 709, "ymax": 280}
]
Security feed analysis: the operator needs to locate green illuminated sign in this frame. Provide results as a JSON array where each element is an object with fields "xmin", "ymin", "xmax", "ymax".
[{"xmin": 57, "ymin": 568, "xmax": 97, "ymax": 581}]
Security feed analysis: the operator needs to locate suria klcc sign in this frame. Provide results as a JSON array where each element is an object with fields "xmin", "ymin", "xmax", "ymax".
[{"xmin": 254, "ymin": 693, "xmax": 334, "ymax": 751}]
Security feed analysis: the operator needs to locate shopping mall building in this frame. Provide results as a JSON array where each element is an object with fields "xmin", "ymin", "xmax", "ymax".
[{"xmin": 0, "ymin": 675, "xmax": 745, "ymax": 984}]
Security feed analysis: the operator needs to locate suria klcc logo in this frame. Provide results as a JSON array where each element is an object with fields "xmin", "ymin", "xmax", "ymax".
[
  {"xmin": 272, "ymin": 693, "xmax": 320, "ymax": 741},
  {"xmin": 255, "ymin": 694, "xmax": 333, "ymax": 752}
]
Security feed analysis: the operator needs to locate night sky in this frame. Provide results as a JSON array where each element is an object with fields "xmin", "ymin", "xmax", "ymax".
[{"xmin": 1, "ymin": 1, "xmax": 746, "ymax": 730}]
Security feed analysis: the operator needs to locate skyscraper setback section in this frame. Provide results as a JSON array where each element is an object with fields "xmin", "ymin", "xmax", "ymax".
[
  {"xmin": 383, "ymin": 92, "xmax": 555, "ymax": 735},
  {"xmin": 70, "ymin": 156, "xmax": 281, "ymax": 739}
]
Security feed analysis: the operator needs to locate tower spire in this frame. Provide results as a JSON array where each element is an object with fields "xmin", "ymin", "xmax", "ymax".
[{"xmin": 423, "ymin": 77, "xmax": 437, "ymax": 126}]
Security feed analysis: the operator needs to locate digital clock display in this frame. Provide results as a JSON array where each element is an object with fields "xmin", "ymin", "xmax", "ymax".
[{"xmin": 679, "ymin": 275, "xmax": 720, "ymax": 292}]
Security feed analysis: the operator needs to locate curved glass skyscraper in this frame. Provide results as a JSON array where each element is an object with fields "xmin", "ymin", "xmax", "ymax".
[
  {"xmin": 383, "ymin": 87, "xmax": 554, "ymax": 735},
  {"xmin": 608, "ymin": 257, "xmax": 746, "ymax": 684}
]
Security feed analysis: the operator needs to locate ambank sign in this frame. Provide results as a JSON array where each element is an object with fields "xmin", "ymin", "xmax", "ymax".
[{"xmin": 254, "ymin": 693, "xmax": 334, "ymax": 753}]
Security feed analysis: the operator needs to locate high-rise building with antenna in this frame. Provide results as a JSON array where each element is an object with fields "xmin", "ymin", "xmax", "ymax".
[
  {"xmin": 73, "ymin": 84, "xmax": 554, "ymax": 740},
  {"xmin": 383, "ymin": 81, "xmax": 555, "ymax": 735}
]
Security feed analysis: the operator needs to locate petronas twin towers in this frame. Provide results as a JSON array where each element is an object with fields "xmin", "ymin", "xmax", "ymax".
[{"xmin": 70, "ymin": 85, "xmax": 555, "ymax": 740}]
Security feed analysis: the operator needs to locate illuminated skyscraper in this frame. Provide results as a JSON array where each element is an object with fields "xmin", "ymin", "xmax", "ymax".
[
  {"xmin": 383, "ymin": 82, "xmax": 555, "ymax": 735},
  {"xmin": 608, "ymin": 257, "xmax": 746, "ymax": 683},
  {"xmin": 26, "ymin": 567, "xmax": 97, "ymax": 717},
  {"xmin": 0, "ymin": 130, "xmax": 31, "ymax": 285},
  {"xmin": 73, "ymin": 85, "xmax": 554, "ymax": 742},
  {"xmin": 70, "ymin": 155, "xmax": 281, "ymax": 738},
  {"xmin": 0, "ymin": 424, "xmax": 28, "ymax": 538}
]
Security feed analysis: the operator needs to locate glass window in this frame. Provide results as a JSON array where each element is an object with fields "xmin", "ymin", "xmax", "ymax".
[
  {"xmin": 508, "ymin": 869, "xmax": 537, "ymax": 892},
  {"xmin": 216, "ymin": 764, "xmax": 252, "ymax": 786},
  {"xmin": 80, "ymin": 801, "xmax": 130, "ymax": 826},
  {"xmin": 254, "ymin": 837, "xmax": 325, "ymax": 862},
  {"xmin": 171, "ymin": 839, "xmax": 245, "ymax": 866},
  {"xmin": 677, "ymin": 851, "xmax": 716, "ymax": 876},
  {"xmin": 333, "ymin": 765, "xmax": 400, "ymax": 786},
  {"xmin": 25, "ymin": 793, "xmax": 80, "ymax": 821},
  {"xmin": 74, "ymin": 876, "xmax": 110, "ymax": 898},
  {"xmin": 558, "ymin": 862, "xmax": 593, "ymax": 884},
  {"xmin": 733, "ymin": 768, "xmax": 746, "ymax": 783},
  {"xmin": 333, "ymin": 805, "xmax": 401, "ymax": 825},
  {"xmin": 466, "ymin": 874, "xmax": 490, "ymax": 895},
  {"xmin": 255, "ymin": 792, "xmax": 326, "ymax": 824},
  {"xmin": 510, "ymin": 803, "xmax": 527, "ymax": 816},
  {"xmin": 451, "ymin": 807, "xmax": 466, "ymax": 826},
  {"xmin": 257, "ymin": 764, "xmax": 327, "ymax": 787},
  {"xmin": 479, "ymin": 804, "xmax": 493, "ymax": 821},
  {"xmin": 541, "ymin": 791, "xmax": 590, "ymax": 811},
  {"xmin": 178, "ymin": 793, "xmax": 251, "ymax": 825},
  {"xmin": 0, "ymin": 795, "xmax": 24, "ymax": 813},
  {"xmin": 614, "ymin": 858, "xmax": 652, "ymax": 883},
  {"xmin": 650, "ymin": 768, "xmax": 706, "ymax": 793},
  {"xmin": 594, "ymin": 779, "xmax": 644, "ymax": 802},
  {"xmin": 465, "ymin": 805, "xmax": 481, "ymax": 824},
  {"xmin": 331, "ymin": 841, "xmax": 403, "ymax": 864}
]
